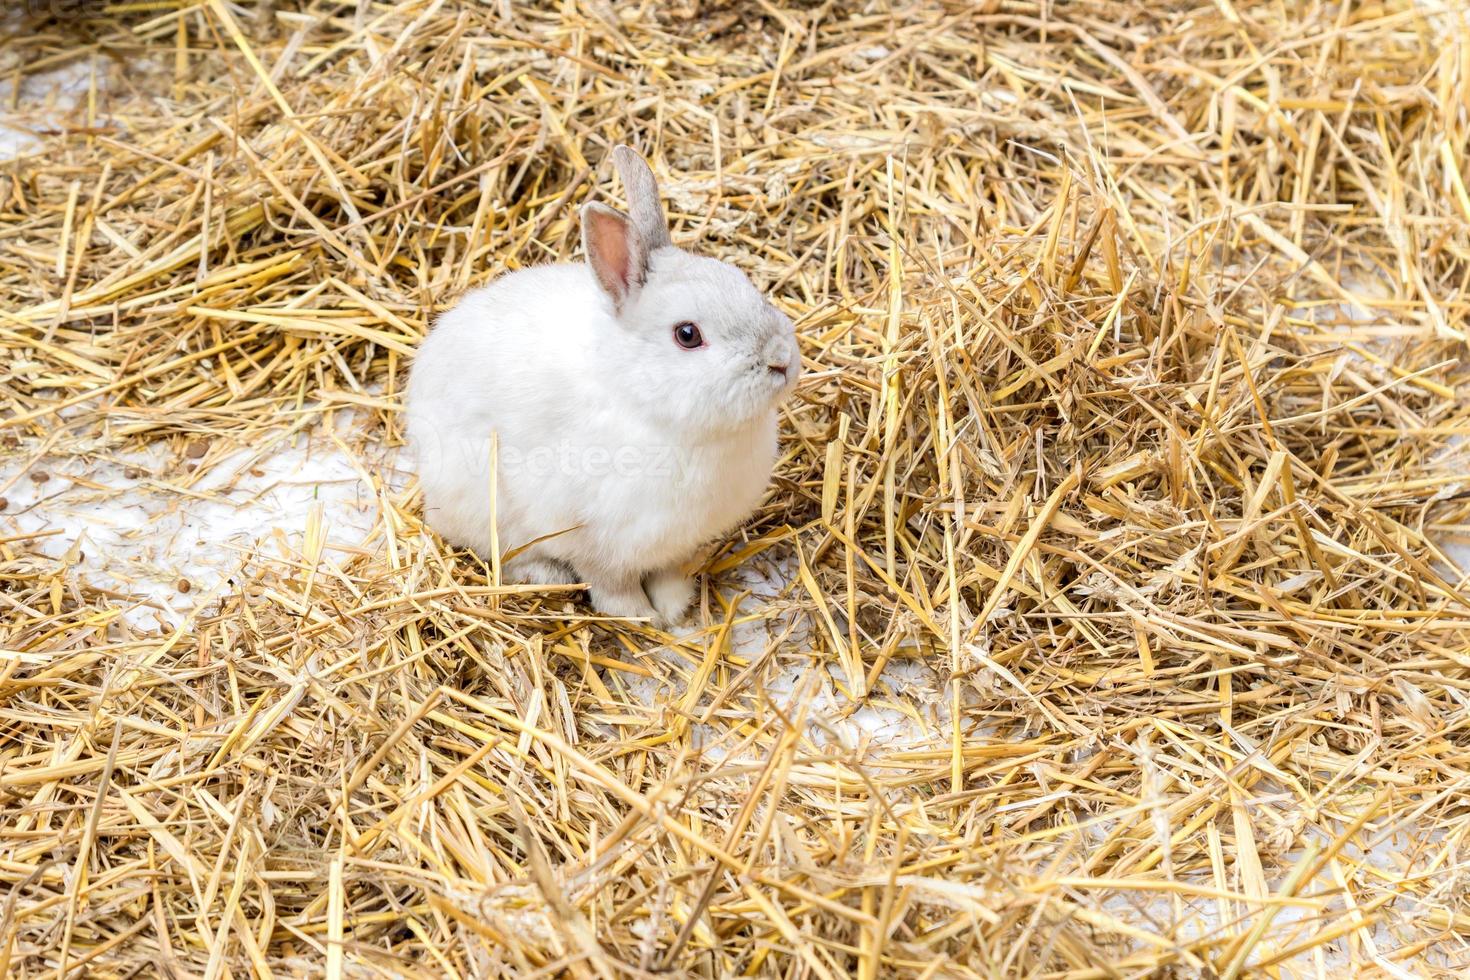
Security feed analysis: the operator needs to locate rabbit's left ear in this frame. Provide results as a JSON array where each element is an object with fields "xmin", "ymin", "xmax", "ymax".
[
  {"xmin": 612, "ymin": 145, "xmax": 672, "ymax": 252},
  {"xmin": 581, "ymin": 202, "xmax": 645, "ymax": 311}
]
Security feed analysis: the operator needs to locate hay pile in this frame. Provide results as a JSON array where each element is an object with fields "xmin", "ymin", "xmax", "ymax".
[{"xmin": 3, "ymin": 0, "xmax": 1470, "ymax": 975}]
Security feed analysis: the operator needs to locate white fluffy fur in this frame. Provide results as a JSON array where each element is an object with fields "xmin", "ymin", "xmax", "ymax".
[{"xmin": 406, "ymin": 147, "xmax": 799, "ymax": 624}]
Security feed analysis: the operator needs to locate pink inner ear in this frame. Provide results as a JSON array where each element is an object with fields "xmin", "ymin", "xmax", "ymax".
[{"xmin": 587, "ymin": 209, "xmax": 634, "ymax": 297}]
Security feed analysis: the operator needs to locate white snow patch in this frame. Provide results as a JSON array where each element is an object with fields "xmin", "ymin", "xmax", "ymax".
[
  {"xmin": 608, "ymin": 551, "xmax": 951, "ymax": 764},
  {"xmin": 0, "ymin": 420, "xmax": 400, "ymax": 630},
  {"xmin": 1304, "ymin": 273, "xmax": 1470, "ymax": 581},
  {"xmin": 0, "ymin": 57, "xmax": 100, "ymax": 160}
]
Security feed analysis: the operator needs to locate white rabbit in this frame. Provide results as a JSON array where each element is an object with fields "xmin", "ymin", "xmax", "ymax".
[{"xmin": 406, "ymin": 145, "xmax": 799, "ymax": 625}]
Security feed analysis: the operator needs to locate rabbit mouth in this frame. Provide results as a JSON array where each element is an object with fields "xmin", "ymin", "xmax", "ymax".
[
  {"xmin": 761, "ymin": 364, "xmax": 797, "ymax": 402},
  {"xmin": 760, "ymin": 360, "xmax": 792, "ymax": 390}
]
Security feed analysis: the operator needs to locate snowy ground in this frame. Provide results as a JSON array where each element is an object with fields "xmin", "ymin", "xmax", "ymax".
[
  {"xmin": 0, "ymin": 52, "xmax": 97, "ymax": 159},
  {"xmin": 0, "ymin": 410, "xmax": 394, "ymax": 631}
]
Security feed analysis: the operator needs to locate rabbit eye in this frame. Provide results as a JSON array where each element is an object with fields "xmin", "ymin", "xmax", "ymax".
[{"xmin": 673, "ymin": 322, "xmax": 704, "ymax": 349}]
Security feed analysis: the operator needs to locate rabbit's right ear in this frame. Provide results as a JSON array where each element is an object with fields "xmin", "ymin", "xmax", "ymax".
[
  {"xmin": 582, "ymin": 202, "xmax": 645, "ymax": 311},
  {"xmin": 612, "ymin": 145, "xmax": 672, "ymax": 252}
]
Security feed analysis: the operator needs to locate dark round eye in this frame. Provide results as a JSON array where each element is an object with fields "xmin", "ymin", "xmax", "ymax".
[{"xmin": 673, "ymin": 322, "xmax": 704, "ymax": 349}]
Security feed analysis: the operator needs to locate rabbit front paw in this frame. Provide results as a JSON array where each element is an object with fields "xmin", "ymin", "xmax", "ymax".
[
  {"xmin": 644, "ymin": 569, "xmax": 695, "ymax": 627},
  {"xmin": 589, "ymin": 575, "xmax": 657, "ymax": 622}
]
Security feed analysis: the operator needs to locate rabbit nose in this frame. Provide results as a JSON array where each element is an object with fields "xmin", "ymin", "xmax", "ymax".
[{"xmin": 763, "ymin": 336, "xmax": 795, "ymax": 376}]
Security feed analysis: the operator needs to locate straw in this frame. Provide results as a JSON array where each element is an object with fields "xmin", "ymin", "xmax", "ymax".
[{"xmin": 2, "ymin": 0, "xmax": 1470, "ymax": 976}]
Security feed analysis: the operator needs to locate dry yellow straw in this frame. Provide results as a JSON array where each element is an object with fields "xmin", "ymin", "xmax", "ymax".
[{"xmin": 1, "ymin": 1, "xmax": 1469, "ymax": 976}]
